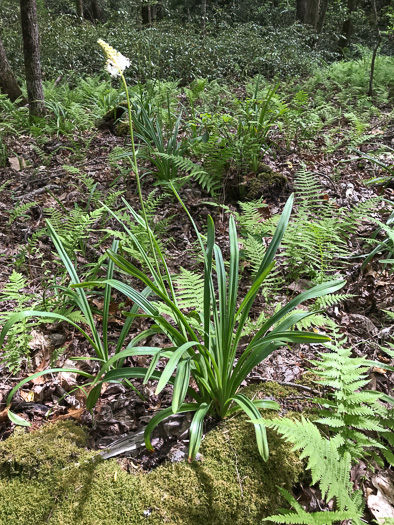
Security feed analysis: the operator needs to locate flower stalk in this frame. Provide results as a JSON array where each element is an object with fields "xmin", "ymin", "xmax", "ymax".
[{"xmin": 98, "ymin": 39, "xmax": 163, "ymax": 287}]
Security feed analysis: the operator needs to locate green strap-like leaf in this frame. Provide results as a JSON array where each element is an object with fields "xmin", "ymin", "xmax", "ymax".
[
  {"xmin": 102, "ymin": 239, "xmax": 119, "ymax": 360},
  {"xmin": 7, "ymin": 367, "xmax": 93, "ymax": 407},
  {"xmin": 250, "ymin": 280, "xmax": 345, "ymax": 344},
  {"xmin": 203, "ymin": 216, "xmax": 216, "ymax": 349},
  {"xmin": 172, "ymin": 358, "xmax": 192, "ymax": 414},
  {"xmin": 156, "ymin": 341, "xmax": 202, "ymax": 395},
  {"xmin": 101, "ymin": 367, "xmax": 201, "ymax": 403},
  {"xmin": 86, "ymin": 383, "xmax": 103, "ymax": 411},
  {"xmin": 231, "ymin": 393, "xmax": 269, "ymax": 461},
  {"xmin": 0, "ymin": 311, "xmax": 100, "ymax": 355},
  {"xmin": 8, "ymin": 410, "xmax": 32, "ymax": 427},
  {"xmin": 255, "ymin": 193, "xmax": 293, "ymax": 279},
  {"xmin": 188, "ymin": 402, "xmax": 211, "ymax": 462},
  {"xmin": 46, "ymin": 221, "xmax": 104, "ymax": 359}
]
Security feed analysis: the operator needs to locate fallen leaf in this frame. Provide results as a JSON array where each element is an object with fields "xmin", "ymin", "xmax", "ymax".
[
  {"xmin": 8, "ymin": 157, "xmax": 25, "ymax": 171},
  {"xmin": 20, "ymin": 390, "xmax": 35, "ymax": 402},
  {"xmin": 51, "ymin": 407, "xmax": 85, "ymax": 422},
  {"xmin": 372, "ymin": 367, "xmax": 387, "ymax": 375}
]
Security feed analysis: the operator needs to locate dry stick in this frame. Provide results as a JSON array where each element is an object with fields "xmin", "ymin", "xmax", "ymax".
[{"xmin": 20, "ymin": 184, "xmax": 60, "ymax": 201}]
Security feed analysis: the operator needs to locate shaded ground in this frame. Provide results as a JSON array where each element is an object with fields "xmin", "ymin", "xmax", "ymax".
[{"xmin": 0, "ymin": 104, "xmax": 393, "ymax": 522}]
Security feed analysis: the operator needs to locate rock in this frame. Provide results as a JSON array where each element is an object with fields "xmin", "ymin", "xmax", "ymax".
[{"xmin": 348, "ymin": 313, "xmax": 378, "ymax": 336}]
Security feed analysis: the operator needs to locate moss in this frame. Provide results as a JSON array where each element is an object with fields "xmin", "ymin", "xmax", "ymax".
[
  {"xmin": 241, "ymin": 381, "xmax": 298, "ymax": 399},
  {"xmin": 245, "ymin": 169, "xmax": 288, "ymax": 200},
  {"xmin": 0, "ymin": 420, "xmax": 89, "ymax": 479},
  {"xmin": 0, "ymin": 384, "xmax": 304, "ymax": 525}
]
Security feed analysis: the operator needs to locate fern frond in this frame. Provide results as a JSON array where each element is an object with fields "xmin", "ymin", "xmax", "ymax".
[
  {"xmin": 155, "ymin": 152, "xmax": 220, "ymax": 195},
  {"xmin": 9, "ymin": 202, "xmax": 37, "ymax": 224},
  {"xmin": 173, "ymin": 268, "xmax": 205, "ymax": 311},
  {"xmin": 264, "ymin": 488, "xmax": 361, "ymax": 524},
  {"xmin": 310, "ymin": 335, "xmax": 394, "ymax": 460},
  {"xmin": 313, "ymin": 293, "xmax": 355, "ymax": 310},
  {"xmin": 262, "ymin": 416, "xmax": 362, "ymax": 518}
]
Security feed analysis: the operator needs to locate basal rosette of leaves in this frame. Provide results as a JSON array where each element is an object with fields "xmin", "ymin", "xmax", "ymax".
[{"xmin": 69, "ymin": 193, "xmax": 345, "ymax": 462}]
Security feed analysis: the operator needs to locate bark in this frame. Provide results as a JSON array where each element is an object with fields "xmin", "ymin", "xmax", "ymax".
[
  {"xmin": 296, "ymin": 0, "xmax": 328, "ymax": 32},
  {"xmin": 141, "ymin": 4, "xmax": 150, "ymax": 25},
  {"xmin": 0, "ymin": 37, "xmax": 26, "ymax": 103},
  {"xmin": 76, "ymin": 0, "xmax": 84, "ymax": 20},
  {"xmin": 296, "ymin": 0, "xmax": 319, "ymax": 28},
  {"xmin": 20, "ymin": 0, "xmax": 46, "ymax": 117},
  {"xmin": 338, "ymin": 0, "xmax": 357, "ymax": 50},
  {"xmin": 91, "ymin": 0, "xmax": 101, "ymax": 20},
  {"xmin": 368, "ymin": 0, "xmax": 381, "ymax": 97},
  {"xmin": 316, "ymin": 0, "xmax": 328, "ymax": 33}
]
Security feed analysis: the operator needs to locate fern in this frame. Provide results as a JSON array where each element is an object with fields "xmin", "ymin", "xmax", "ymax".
[
  {"xmin": 44, "ymin": 206, "xmax": 103, "ymax": 260},
  {"xmin": 107, "ymin": 190, "xmax": 173, "ymax": 270},
  {"xmin": 310, "ymin": 333, "xmax": 392, "ymax": 461},
  {"xmin": 173, "ymin": 268, "xmax": 205, "ymax": 311},
  {"xmin": 191, "ymin": 132, "xmax": 236, "ymax": 190},
  {"xmin": 9, "ymin": 202, "xmax": 37, "ymax": 225},
  {"xmin": 155, "ymin": 152, "xmax": 220, "ymax": 195},
  {"xmin": 312, "ymin": 293, "xmax": 355, "ymax": 310},
  {"xmin": 262, "ymin": 417, "xmax": 364, "ymax": 520},
  {"xmin": 264, "ymin": 488, "xmax": 361, "ymax": 524},
  {"xmin": 0, "ymin": 271, "xmax": 37, "ymax": 372}
]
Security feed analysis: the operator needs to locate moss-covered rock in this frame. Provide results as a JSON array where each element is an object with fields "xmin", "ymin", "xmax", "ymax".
[
  {"xmin": 0, "ymin": 384, "xmax": 303, "ymax": 525},
  {"xmin": 242, "ymin": 165, "xmax": 289, "ymax": 200},
  {"xmin": 0, "ymin": 420, "xmax": 89, "ymax": 479}
]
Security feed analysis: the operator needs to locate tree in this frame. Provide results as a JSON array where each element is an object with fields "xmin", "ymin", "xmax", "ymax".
[
  {"xmin": 338, "ymin": 0, "xmax": 358, "ymax": 50},
  {"xmin": 0, "ymin": 37, "xmax": 26, "ymax": 103},
  {"xmin": 20, "ymin": 0, "xmax": 46, "ymax": 118},
  {"xmin": 75, "ymin": 0, "xmax": 84, "ymax": 20},
  {"xmin": 296, "ymin": 0, "xmax": 328, "ymax": 32},
  {"xmin": 91, "ymin": 0, "xmax": 102, "ymax": 21}
]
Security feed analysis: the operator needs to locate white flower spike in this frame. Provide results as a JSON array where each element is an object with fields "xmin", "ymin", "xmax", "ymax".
[{"xmin": 97, "ymin": 39, "xmax": 130, "ymax": 78}]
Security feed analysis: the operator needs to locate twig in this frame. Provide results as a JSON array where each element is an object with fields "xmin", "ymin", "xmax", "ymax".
[{"xmin": 20, "ymin": 184, "xmax": 60, "ymax": 202}]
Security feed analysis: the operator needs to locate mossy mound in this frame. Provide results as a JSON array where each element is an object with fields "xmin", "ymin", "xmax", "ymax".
[
  {"xmin": 0, "ymin": 420, "xmax": 89, "ymax": 479},
  {"xmin": 0, "ymin": 385, "xmax": 303, "ymax": 525},
  {"xmin": 243, "ymin": 165, "xmax": 289, "ymax": 200}
]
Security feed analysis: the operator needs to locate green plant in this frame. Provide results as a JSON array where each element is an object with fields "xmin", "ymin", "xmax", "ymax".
[
  {"xmin": 311, "ymin": 333, "xmax": 393, "ymax": 463},
  {"xmin": 0, "ymin": 136, "xmax": 7, "ymax": 167},
  {"xmin": 8, "ymin": 202, "xmax": 37, "ymax": 225},
  {"xmin": 0, "ymin": 271, "xmax": 37, "ymax": 373},
  {"xmin": 258, "ymin": 332, "xmax": 394, "ymax": 524},
  {"xmin": 74, "ymin": 191, "xmax": 345, "ymax": 462},
  {"xmin": 263, "ymin": 487, "xmax": 361, "ymax": 524},
  {"xmin": 133, "ymin": 103, "xmax": 189, "ymax": 184},
  {"xmin": 361, "ymin": 209, "xmax": 394, "ymax": 270},
  {"xmin": 106, "ymin": 190, "xmax": 173, "ymax": 268},
  {"xmin": 0, "ymin": 226, "xmax": 154, "ymax": 426},
  {"xmin": 250, "ymin": 169, "xmax": 380, "ymax": 283},
  {"xmin": 351, "ymin": 146, "xmax": 394, "ymax": 186},
  {"xmin": 261, "ymin": 418, "xmax": 364, "ymax": 523}
]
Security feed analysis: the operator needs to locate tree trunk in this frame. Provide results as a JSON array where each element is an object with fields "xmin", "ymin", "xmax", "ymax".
[
  {"xmin": 338, "ymin": 0, "xmax": 357, "ymax": 50},
  {"xmin": 76, "ymin": 0, "xmax": 84, "ymax": 20},
  {"xmin": 141, "ymin": 3, "xmax": 150, "ymax": 25},
  {"xmin": 91, "ymin": 0, "xmax": 101, "ymax": 20},
  {"xmin": 316, "ymin": 0, "xmax": 328, "ymax": 33},
  {"xmin": 0, "ymin": 37, "xmax": 26, "ymax": 103},
  {"xmin": 296, "ymin": 0, "xmax": 327, "ymax": 31},
  {"xmin": 368, "ymin": 0, "xmax": 381, "ymax": 97},
  {"xmin": 20, "ymin": 0, "xmax": 46, "ymax": 118}
]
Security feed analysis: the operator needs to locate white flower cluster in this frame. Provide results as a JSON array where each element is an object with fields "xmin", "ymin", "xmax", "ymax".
[{"xmin": 97, "ymin": 39, "xmax": 130, "ymax": 78}]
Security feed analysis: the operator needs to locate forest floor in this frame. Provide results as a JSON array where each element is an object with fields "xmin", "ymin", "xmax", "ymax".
[{"xmin": 0, "ymin": 94, "xmax": 393, "ymax": 522}]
